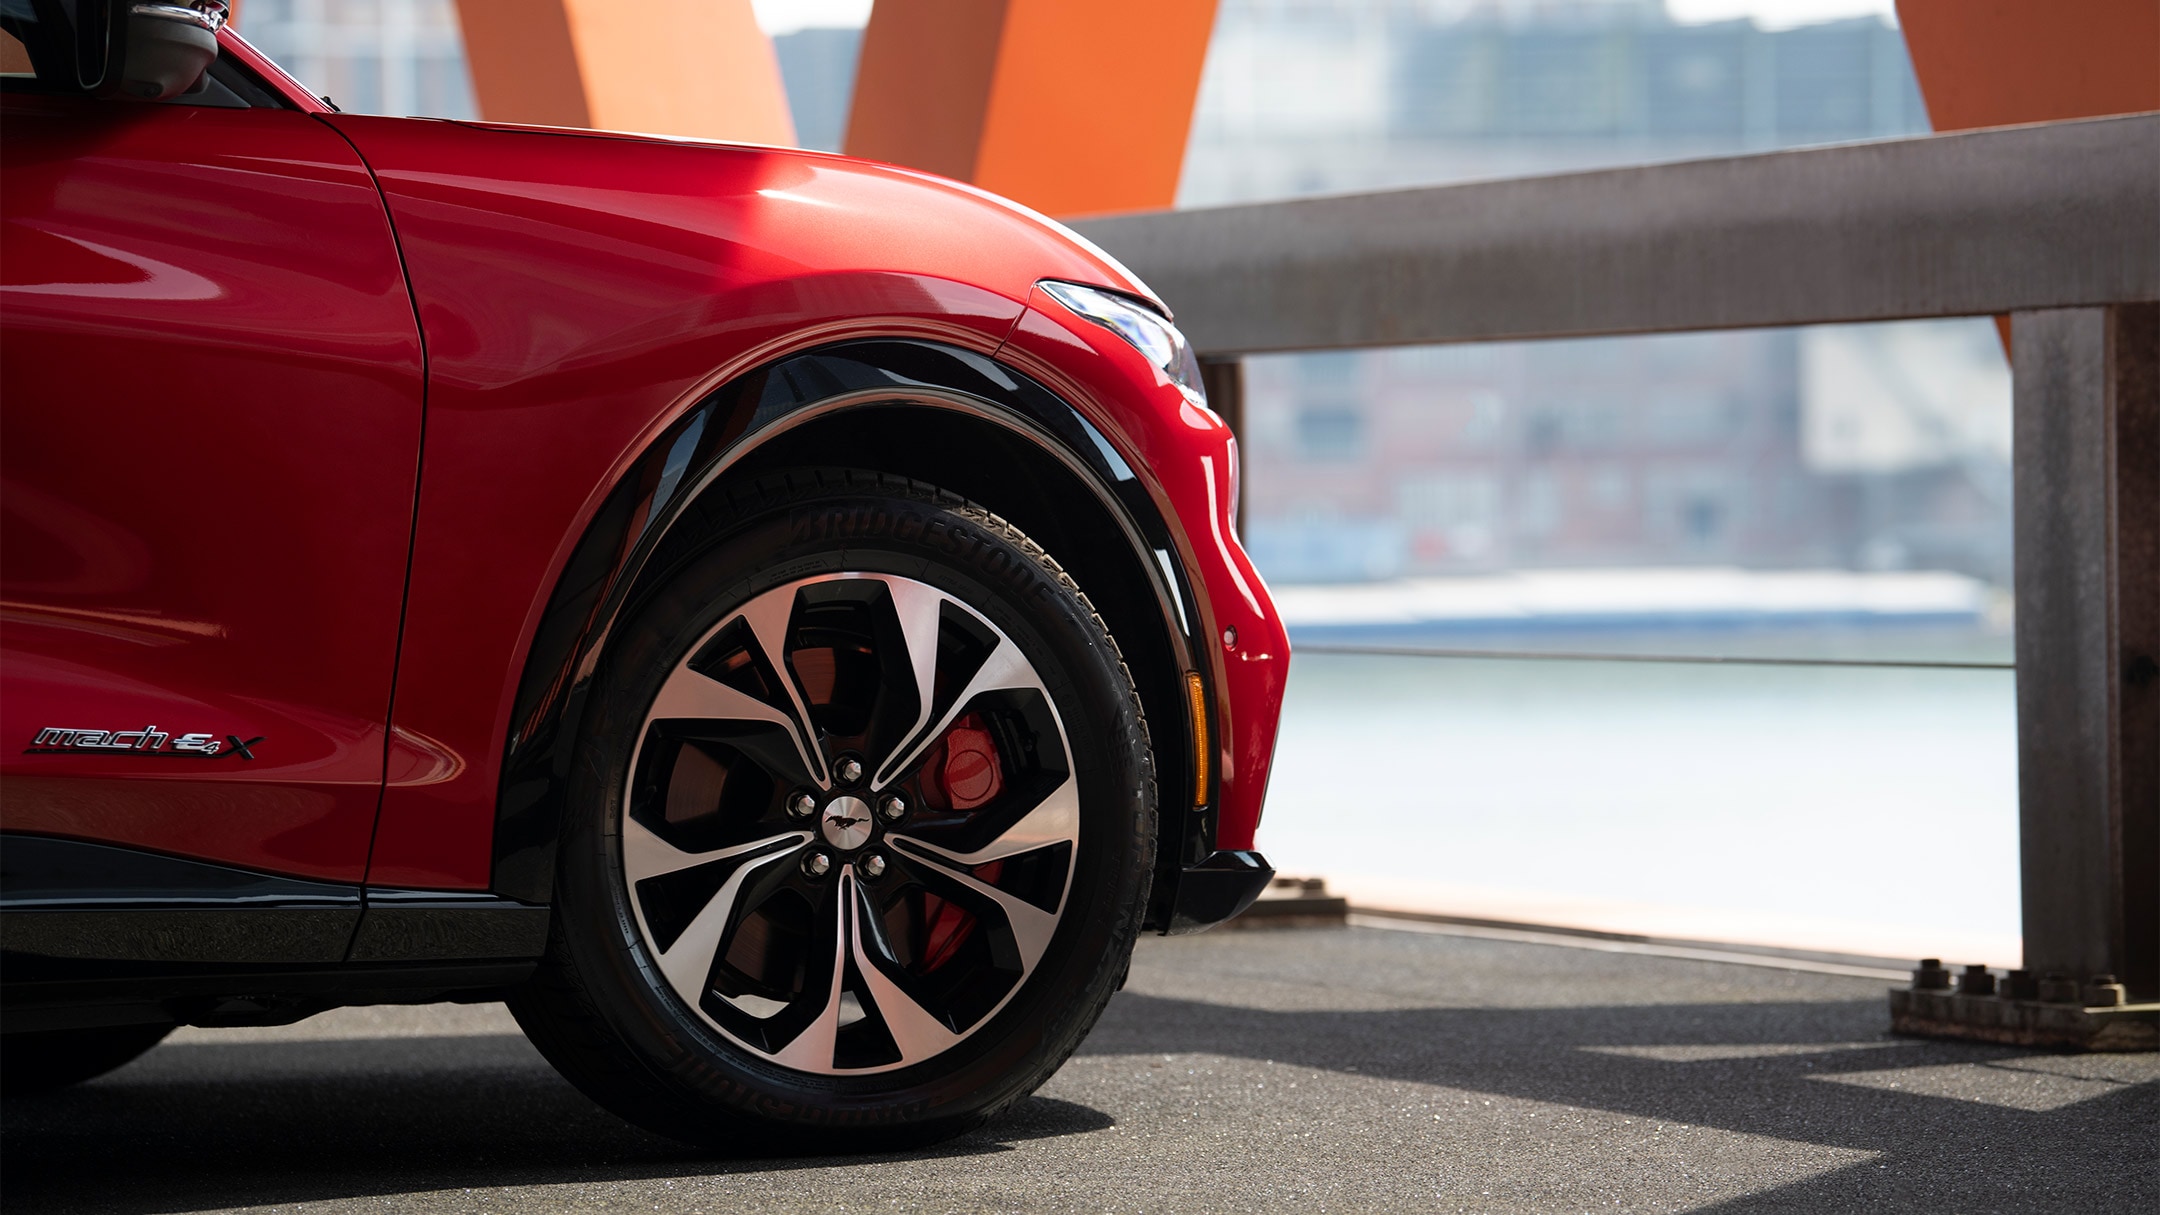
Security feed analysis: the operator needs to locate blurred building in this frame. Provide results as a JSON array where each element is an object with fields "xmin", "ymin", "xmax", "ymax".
[
  {"xmin": 1241, "ymin": 322, "xmax": 2009, "ymax": 586},
  {"xmin": 1182, "ymin": 0, "xmax": 1925, "ymax": 203},
  {"xmin": 237, "ymin": 0, "xmax": 475, "ymax": 119},
  {"xmin": 1179, "ymin": 1, "xmax": 2007, "ymax": 589}
]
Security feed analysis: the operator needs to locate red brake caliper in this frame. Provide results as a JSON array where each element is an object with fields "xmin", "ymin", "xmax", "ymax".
[
  {"xmin": 918, "ymin": 712, "xmax": 1006, "ymax": 971},
  {"xmin": 936, "ymin": 714, "xmax": 1004, "ymax": 810}
]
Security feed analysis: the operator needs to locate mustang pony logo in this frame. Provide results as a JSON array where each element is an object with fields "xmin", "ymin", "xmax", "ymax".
[
  {"xmin": 819, "ymin": 795, "xmax": 874, "ymax": 849},
  {"xmin": 25, "ymin": 727, "xmax": 262, "ymax": 760}
]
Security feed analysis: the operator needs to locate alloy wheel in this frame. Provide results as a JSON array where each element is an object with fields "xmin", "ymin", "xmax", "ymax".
[{"xmin": 621, "ymin": 573, "xmax": 1081, "ymax": 1075}]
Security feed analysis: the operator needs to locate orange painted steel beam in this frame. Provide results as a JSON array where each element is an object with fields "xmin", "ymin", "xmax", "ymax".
[
  {"xmin": 1897, "ymin": 0, "xmax": 2160, "ymax": 354},
  {"xmin": 1897, "ymin": 0, "xmax": 2159, "ymax": 132},
  {"xmin": 453, "ymin": 0, "xmax": 795, "ymax": 145},
  {"xmin": 845, "ymin": 0, "xmax": 1221, "ymax": 218}
]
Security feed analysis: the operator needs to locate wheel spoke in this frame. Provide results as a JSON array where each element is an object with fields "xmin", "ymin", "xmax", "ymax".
[
  {"xmin": 767, "ymin": 871, "xmax": 855, "ymax": 1072},
  {"xmin": 649, "ymin": 841, "xmax": 805, "ymax": 1000},
  {"xmin": 869, "ymin": 577, "xmax": 949, "ymax": 788},
  {"xmin": 623, "ymin": 818, "xmax": 808, "ymax": 884},
  {"xmin": 873, "ymin": 637, "xmax": 1048, "ymax": 792},
  {"xmin": 849, "ymin": 880, "xmax": 963, "ymax": 1062},
  {"xmin": 889, "ymin": 774, "xmax": 1079, "ymax": 868},
  {"xmin": 886, "ymin": 836, "xmax": 1065, "ymax": 972},
  {"xmin": 736, "ymin": 588, "xmax": 831, "ymax": 787},
  {"xmin": 648, "ymin": 660, "xmax": 826, "ymax": 788}
]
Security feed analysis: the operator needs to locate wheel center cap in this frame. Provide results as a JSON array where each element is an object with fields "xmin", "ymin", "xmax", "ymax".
[{"xmin": 820, "ymin": 795, "xmax": 873, "ymax": 850}]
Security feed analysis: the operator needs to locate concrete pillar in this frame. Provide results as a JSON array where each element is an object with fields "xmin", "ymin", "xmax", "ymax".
[{"xmin": 2012, "ymin": 304, "xmax": 2160, "ymax": 997}]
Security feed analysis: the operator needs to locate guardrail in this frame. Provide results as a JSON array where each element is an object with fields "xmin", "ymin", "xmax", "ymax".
[
  {"xmin": 1075, "ymin": 113, "xmax": 2160, "ymax": 1007},
  {"xmin": 1077, "ymin": 113, "xmax": 2157, "ymax": 352}
]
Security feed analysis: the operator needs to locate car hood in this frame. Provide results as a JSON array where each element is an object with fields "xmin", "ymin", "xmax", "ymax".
[{"xmin": 438, "ymin": 119, "xmax": 1167, "ymax": 315}]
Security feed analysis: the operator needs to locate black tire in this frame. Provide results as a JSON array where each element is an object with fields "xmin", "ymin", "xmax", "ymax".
[
  {"xmin": 1, "ymin": 1023, "xmax": 172, "ymax": 1096},
  {"xmin": 509, "ymin": 468, "xmax": 1155, "ymax": 1150}
]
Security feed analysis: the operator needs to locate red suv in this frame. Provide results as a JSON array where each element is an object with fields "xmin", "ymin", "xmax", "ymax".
[{"xmin": 0, "ymin": 2, "xmax": 1286, "ymax": 1147}]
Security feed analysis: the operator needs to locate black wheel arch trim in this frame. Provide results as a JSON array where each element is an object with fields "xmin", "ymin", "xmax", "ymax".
[{"xmin": 491, "ymin": 340, "xmax": 1220, "ymax": 925}]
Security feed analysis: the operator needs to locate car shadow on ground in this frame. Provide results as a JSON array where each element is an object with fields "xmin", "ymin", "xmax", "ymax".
[
  {"xmin": 3, "ymin": 992, "xmax": 2154, "ymax": 1213},
  {"xmin": 0, "ymin": 1033, "xmax": 1112, "ymax": 1215}
]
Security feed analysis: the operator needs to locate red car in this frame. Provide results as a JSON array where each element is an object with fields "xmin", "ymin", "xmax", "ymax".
[{"xmin": 0, "ymin": 2, "xmax": 1286, "ymax": 1146}]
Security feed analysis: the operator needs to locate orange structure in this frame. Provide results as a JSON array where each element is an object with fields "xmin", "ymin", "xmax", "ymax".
[
  {"xmin": 1897, "ymin": 0, "xmax": 2159, "ymax": 132},
  {"xmin": 452, "ymin": 0, "xmax": 794, "ymax": 145},
  {"xmin": 845, "ymin": 0, "xmax": 1221, "ymax": 218}
]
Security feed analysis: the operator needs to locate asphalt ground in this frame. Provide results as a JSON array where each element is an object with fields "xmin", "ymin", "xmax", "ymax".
[{"xmin": 4, "ymin": 925, "xmax": 2155, "ymax": 1214}]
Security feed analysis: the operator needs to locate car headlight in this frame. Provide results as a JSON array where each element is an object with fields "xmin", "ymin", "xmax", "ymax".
[{"xmin": 1040, "ymin": 281, "xmax": 1206, "ymax": 406}]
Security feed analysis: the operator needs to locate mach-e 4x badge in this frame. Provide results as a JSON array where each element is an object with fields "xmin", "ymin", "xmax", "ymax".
[{"xmin": 25, "ymin": 727, "xmax": 263, "ymax": 760}]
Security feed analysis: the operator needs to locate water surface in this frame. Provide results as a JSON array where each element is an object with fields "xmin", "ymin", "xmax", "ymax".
[{"xmin": 1255, "ymin": 650, "xmax": 2020, "ymax": 949}]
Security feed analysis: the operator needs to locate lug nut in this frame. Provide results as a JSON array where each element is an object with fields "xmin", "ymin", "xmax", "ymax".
[
  {"xmin": 1911, "ymin": 958, "xmax": 1952, "ymax": 991},
  {"xmin": 836, "ymin": 756, "xmax": 864, "ymax": 785},
  {"xmin": 860, "ymin": 853, "xmax": 887, "ymax": 880},
  {"xmin": 787, "ymin": 791, "xmax": 817, "ymax": 819},
  {"xmin": 879, "ymin": 795, "xmax": 907, "ymax": 823},
  {"xmin": 801, "ymin": 851, "xmax": 831, "ymax": 878}
]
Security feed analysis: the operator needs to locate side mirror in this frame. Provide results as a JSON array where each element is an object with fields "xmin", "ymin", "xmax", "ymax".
[{"xmin": 75, "ymin": 0, "xmax": 226, "ymax": 102}]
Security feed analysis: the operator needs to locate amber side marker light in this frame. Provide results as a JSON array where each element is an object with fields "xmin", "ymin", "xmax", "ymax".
[{"xmin": 1183, "ymin": 671, "xmax": 1209, "ymax": 808}]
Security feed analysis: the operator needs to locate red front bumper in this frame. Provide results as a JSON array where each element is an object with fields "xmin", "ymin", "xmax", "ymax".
[{"xmin": 995, "ymin": 286, "xmax": 1290, "ymax": 857}]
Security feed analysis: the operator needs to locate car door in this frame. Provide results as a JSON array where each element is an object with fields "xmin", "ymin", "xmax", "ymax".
[{"xmin": 0, "ymin": 33, "xmax": 423, "ymax": 887}]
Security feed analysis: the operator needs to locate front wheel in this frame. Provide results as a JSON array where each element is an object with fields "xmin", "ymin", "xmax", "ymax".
[{"xmin": 510, "ymin": 470, "xmax": 1156, "ymax": 1149}]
